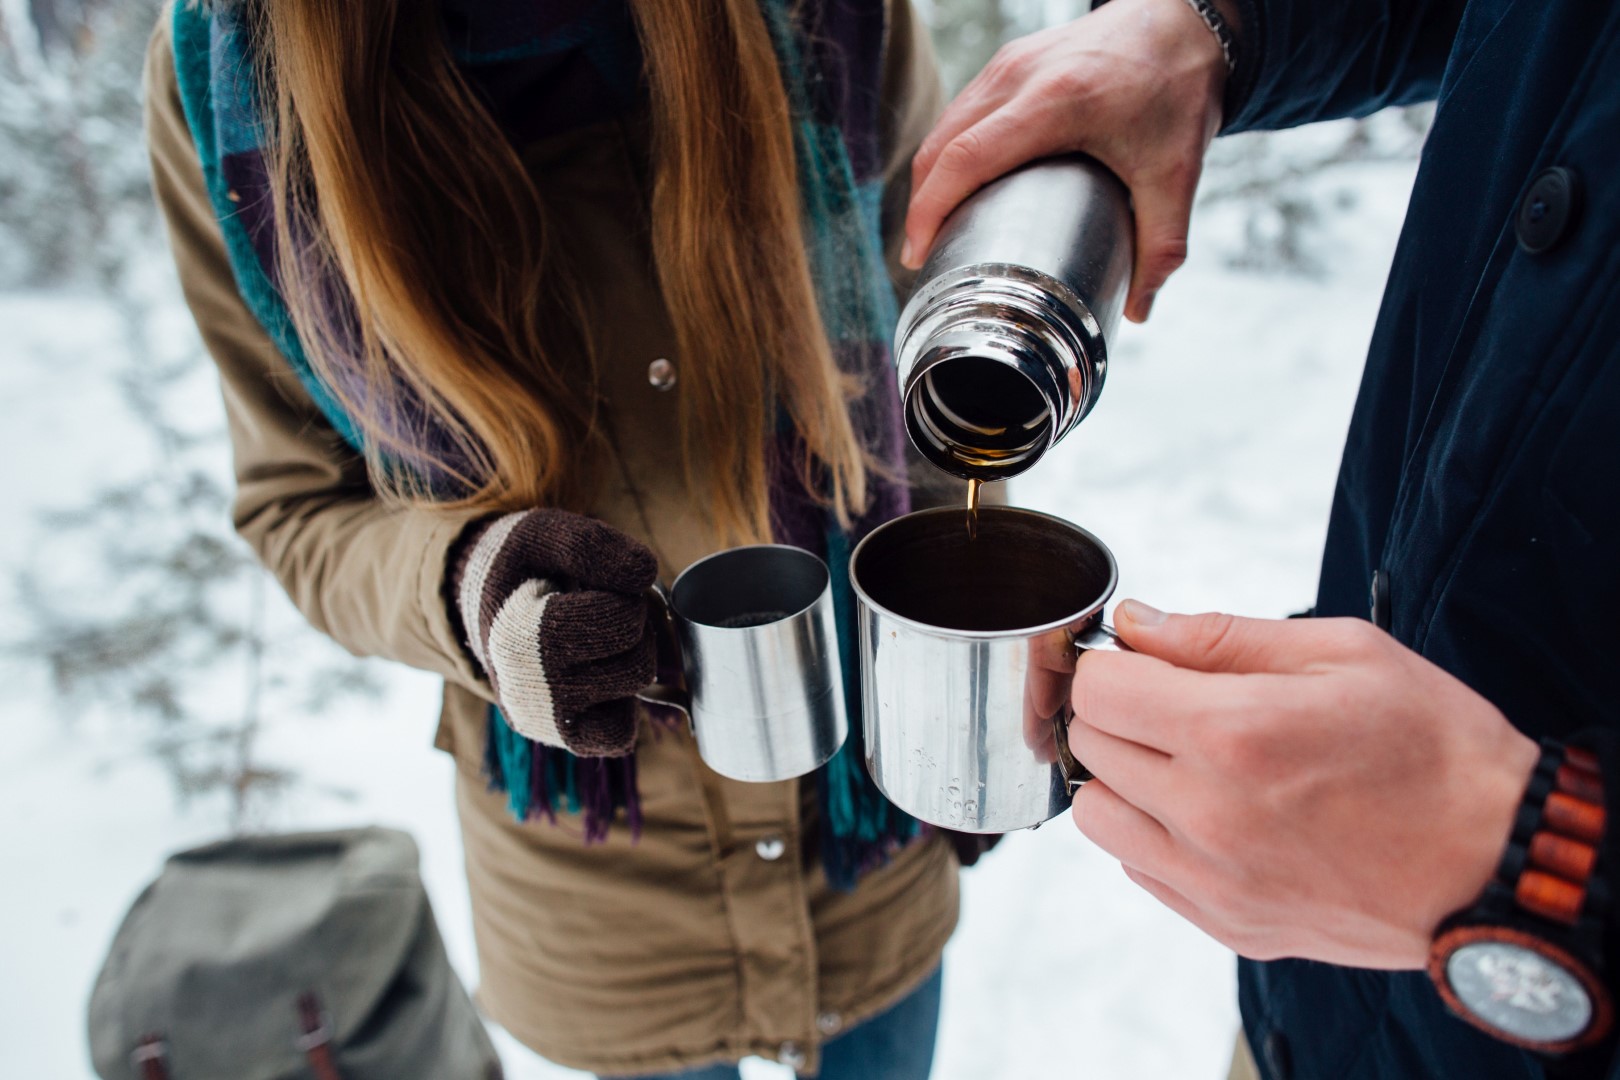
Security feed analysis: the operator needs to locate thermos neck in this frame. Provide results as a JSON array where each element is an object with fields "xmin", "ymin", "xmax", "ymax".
[{"xmin": 895, "ymin": 264, "xmax": 1108, "ymax": 481}]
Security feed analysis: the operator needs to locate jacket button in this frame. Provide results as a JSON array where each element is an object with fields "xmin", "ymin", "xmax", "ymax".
[
  {"xmin": 755, "ymin": 836, "xmax": 786, "ymax": 861},
  {"xmin": 1262, "ymin": 1031, "xmax": 1292, "ymax": 1079},
  {"xmin": 816, "ymin": 1011, "xmax": 843, "ymax": 1035},
  {"xmin": 647, "ymin": 357, "xmax": 677, "ymax": 391},
  {"xmin": 1369, "ymin": 569, "xmax": 1391, "ymax": 632},
  {"xmin": 778, "ymin": 1041, "xmax": 806, "ymax": 1069},
  {"xmin": 1516, "ymin": 166, "xmax": 1582, "ymax": 254}
]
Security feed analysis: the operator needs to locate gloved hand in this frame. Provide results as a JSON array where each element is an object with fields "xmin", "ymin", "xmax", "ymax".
[{"xmin": 449, "ymin": 509, "xmax": 660, "ymax": 757}]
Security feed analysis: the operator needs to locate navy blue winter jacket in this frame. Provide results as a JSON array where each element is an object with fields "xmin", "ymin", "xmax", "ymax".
[{"xmin": 1226, "ymin": 0, "xmax": 1620, "ymax": 1077}]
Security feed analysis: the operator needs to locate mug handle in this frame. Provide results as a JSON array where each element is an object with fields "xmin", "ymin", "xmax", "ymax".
[
  {"xmin": 635, "ymin": 584, "xmax": 693, "ymax": 724},
  {"xmin": 1052, "ymin": 621, "xmax": 1130, "ymax": 794}
]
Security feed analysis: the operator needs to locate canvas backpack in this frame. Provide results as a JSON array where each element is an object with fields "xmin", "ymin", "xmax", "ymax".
[{"xmin": 88, "ymin": 827, "xmax": 502, "ymax": 1080}]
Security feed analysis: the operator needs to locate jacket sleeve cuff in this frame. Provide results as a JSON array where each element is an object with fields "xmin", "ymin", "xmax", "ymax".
[{"xmin": 418, "ymin": 510, "xmax": 499, "ymax": 702}]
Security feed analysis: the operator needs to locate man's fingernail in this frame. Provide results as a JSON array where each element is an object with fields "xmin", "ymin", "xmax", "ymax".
[
  {"xmin": 900, "ymin": 238, "xmax": 916, "ymax": 267},
  {"xmin": 1119, "ymin": 599, "xmax": 1167, "ymax": 626}
]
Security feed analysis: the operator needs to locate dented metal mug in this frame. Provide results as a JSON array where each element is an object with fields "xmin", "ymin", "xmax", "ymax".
[
  {"xmin": 850, "ymin": 506, "xmax": 1125, "ymax": 833},
  {"xmin": 636, "ymin": 545, "xmax": 849, "ymax": 783}
]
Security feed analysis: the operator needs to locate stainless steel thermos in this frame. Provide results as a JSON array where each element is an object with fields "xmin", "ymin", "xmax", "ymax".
[{"xmin": 894, "ymin": 154, "xmax": 1134, "ymax": 480}]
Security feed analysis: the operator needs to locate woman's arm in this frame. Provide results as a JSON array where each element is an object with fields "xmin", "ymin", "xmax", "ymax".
[{"xmin": 144, "ymin": 18, "xmax": 491, "ymax": 696}]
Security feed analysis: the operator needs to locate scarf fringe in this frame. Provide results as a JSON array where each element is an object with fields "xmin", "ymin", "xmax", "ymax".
[
  {"xmin": 483, "ymin": 708, "xmax": 640, "ymax": 845},
  {"xmin": 483, "ymin": 697, "xmax": 916, "ymax": 889}
]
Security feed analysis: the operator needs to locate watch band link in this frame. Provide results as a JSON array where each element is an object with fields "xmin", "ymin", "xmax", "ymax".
[{"xmin": 1516, "ymin": 745, "xmax": 1605, "ymax": 926}]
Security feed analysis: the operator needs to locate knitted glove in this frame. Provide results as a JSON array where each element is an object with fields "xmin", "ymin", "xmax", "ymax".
[{"xmin": 449, "ymin": 509, "xmax": 659, "ymax": 757}]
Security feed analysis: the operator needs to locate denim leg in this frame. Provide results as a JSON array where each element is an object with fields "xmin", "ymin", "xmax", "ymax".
[
  {"xmin": 815, "ymin": 965, "xmax": 944, "ymax": 1080},
  {"xmin": 596, "ymin": 1063, "xmax": 743, "ymax": 1080}
]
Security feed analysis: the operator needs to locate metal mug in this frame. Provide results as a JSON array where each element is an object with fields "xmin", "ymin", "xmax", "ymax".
[
  {"xmin": 636, "ymin": 545, "xmax": 849, "ymax": 783},
  {"xmin": 849, "ymin": 506, "xmax": 1124, "ymax": 832}
]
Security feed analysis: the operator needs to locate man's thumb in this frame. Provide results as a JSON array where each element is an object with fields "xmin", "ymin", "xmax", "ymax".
[{"xmin": 1113, "ymin": 600, "xmax": 1299, "ymax": 674}]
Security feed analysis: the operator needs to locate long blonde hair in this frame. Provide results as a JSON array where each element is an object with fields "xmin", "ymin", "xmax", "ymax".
[{"xmin": 260, "ymin": 0, "xmax": 869, "ymax": 544}]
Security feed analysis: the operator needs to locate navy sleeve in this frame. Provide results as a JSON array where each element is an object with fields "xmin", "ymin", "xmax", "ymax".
[{"xmin": 1223, "ymin": 0, "xmax": 1469, "ymax": 133}]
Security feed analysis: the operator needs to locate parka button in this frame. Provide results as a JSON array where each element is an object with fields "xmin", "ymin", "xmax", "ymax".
[
  {"xmin": 755, "ymin": 836, "xmax": 786, "ymax": 861},
  {"xmin": 1370, "ymin": 569, "xmax": 1391, "ymax": 632},
  {"xmin": 778, "ymin": 1041, "xmax": 806, "ymax": 1069},
  {"xmin": 647, "ymin": 357, "xmax": 677, "ymax": 390},
  {"xmin": 1516, "ymin": 167, "xmax": 1581, "ymax": 254},
  {"xmin": 816, "ymin": 1011, "xmax": 843, "ymax": 1035}
]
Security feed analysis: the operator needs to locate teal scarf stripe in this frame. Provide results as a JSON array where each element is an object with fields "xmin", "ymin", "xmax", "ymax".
[
  {"xmin": 171, "ymin": 6, "xmax": 367, "ymax": 454},
  {"xmin": 494, "ymin": 709, "xmax": 533, "ymax": 821},
  {"xmin": 822, "ymin": 526, "xmax": 920, "ymax": 847},
  {"xmin": 763, "ymin": 0, "xmax": 899, "ymax": 348}
]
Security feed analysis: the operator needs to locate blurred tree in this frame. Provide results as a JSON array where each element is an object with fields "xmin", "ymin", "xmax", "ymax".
[
  {"xmin": 0, "ymin": 0, "xmax": 157, "ymax": 288},
  {"xmin": 2, "ymin": 0, "xmax": 379, "ymax": 830},
  {"xmin": 922, "ymin": 0, "xmax": 1090, "ymax": 93}
]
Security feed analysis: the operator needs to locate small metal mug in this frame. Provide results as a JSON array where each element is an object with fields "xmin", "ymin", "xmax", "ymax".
[
  {"xmin": 636, "ymin": 545, "xmax": 849, "ymax": 783},
  {"xmin": 850, "ymin": 506, "xmax": 1124, "ymax": 832}
]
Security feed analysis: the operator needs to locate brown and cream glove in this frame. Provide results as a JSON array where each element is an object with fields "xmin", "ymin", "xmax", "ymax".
[{"xmin": 448, "ymin": 509, "xmax": 659, "ymax": 757}]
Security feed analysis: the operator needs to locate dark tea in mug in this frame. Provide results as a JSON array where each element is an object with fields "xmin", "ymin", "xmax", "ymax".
[{"xmin": 853, "ymin": 506, "xmax": 1114, "ymax": 633}]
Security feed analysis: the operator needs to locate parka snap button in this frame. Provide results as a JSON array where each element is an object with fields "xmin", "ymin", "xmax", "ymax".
[
  {"xmin": 647, "ymin": 357, "xmax": 677, "ymax": 390},
  {"xmin": 778, "ymin": 1041, "xmax": 806, "ymax": 1069},
  {"xmin": 1516, "ymin": 166, "xmax": 1581, "ymax": 254},
  {"xmin": 1370, "ymin": 569, "xmax": 1391, "ymax": 632},
  {"xmin": 755, "ymin": 836, "xmax": 786, "ymax": 861},
  {"xmin": 816, "ymin": 1011, "xmax": 843, "ymax": 1035}
]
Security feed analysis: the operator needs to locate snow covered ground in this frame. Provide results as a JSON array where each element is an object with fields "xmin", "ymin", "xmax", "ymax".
[{"xmin": 0, "ymin": 130, "xmax": 1417, "ymax": 1079}]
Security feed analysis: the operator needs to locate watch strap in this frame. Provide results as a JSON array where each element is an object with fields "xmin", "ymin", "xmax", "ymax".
[
  {"xmin": 1428, "ymin": 739, "xmax": 1613, "ymax": 1053},
  {"xmin": 1509, "ymin": 743, "xmax": 1606, "ymax": 932}
]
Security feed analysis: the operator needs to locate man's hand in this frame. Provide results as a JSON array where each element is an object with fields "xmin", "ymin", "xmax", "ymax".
[
  {"xmin": 902, "ymin": 0, "xmax": 1229, "ymax": 322},
  {"xmin": 1069, "ymin": 600, "xmax": 1540, "ymax": 969}
]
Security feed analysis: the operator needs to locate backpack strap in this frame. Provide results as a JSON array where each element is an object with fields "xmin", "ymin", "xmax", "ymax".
[
  {"xmin": 132, "ymin": 1035, "xmax": 169, "ymax": 1080},
  {"xmin": 295, "ymin": 992, "xmax": 344, "ymax": 1080},
  {"xmin": 130, "ymin": 1008, "xmax": 345, "ymax": 1080}
]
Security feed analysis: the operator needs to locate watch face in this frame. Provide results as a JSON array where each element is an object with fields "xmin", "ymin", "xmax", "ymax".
[{"xmin": 1447, "ymin": 940, "xmax": 1593, "ymax": 1043}]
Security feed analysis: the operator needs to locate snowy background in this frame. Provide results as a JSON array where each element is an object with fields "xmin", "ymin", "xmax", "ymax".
[{"xmin": 0, "ymin": 2, "xmax": 1426, "ymax": 1077}]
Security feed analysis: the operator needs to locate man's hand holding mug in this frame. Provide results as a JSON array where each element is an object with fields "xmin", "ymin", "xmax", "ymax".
[{"xmin": 1068, "ymin": 601, "xmax": 1539, "ymax": 970}]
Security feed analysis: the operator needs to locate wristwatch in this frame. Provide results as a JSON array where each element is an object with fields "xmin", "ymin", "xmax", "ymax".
[{"xmin": 1428, "ymin": 740, "xmax": 1613, "ymax": 1054}]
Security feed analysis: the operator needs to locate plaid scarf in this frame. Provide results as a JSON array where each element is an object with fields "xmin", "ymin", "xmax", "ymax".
[{"xmin": 171, "ymin": 0, "xmax": 920, "ymax": 889}]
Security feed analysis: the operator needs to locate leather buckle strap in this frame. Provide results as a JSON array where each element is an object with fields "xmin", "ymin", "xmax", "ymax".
[
  {"xmin": 296, "ymin": 992, "xmax": 344, "ymax": 1080},
  {"xmin": 132, "ymin": 1035, "xmax": 169, "ymax": 1080},
  {"xmin": 128, "ymin": 994, "xmax": 347, "ymax": 1080}
]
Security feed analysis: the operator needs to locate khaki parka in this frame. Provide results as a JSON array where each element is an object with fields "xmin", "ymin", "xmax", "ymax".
[{"xmin": 144, "ymin": 2, "xmax": 977, "ymax": 1074}]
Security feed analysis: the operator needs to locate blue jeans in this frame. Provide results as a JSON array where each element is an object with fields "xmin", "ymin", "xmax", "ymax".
[{"xmin": 600, "ymin": 964, "xmax": 943, "ymax": 1080}]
